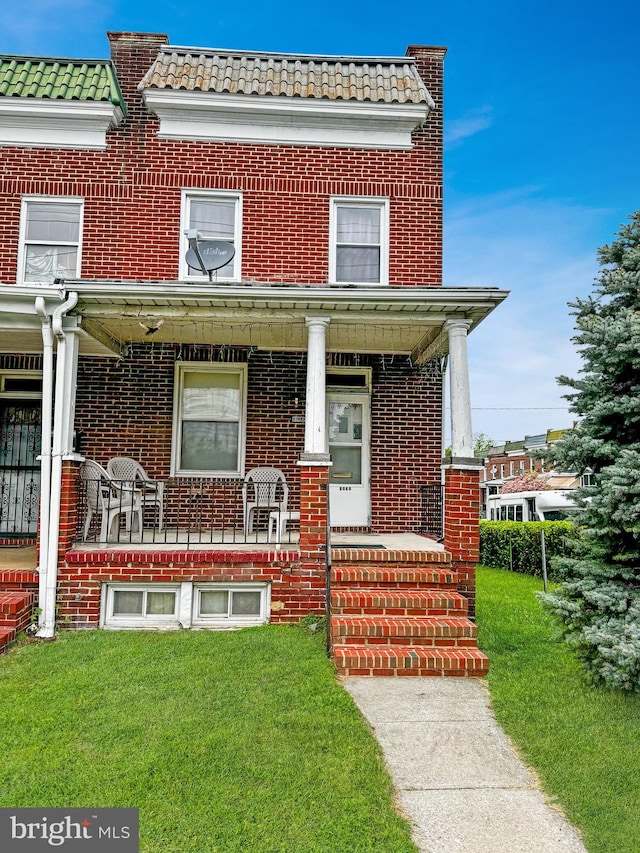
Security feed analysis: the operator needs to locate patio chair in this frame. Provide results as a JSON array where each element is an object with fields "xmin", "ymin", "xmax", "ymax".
[
  {"xmin": 242, "ymin": 467, "xmax": 289, "ymax": 535},
  {"xmin": 106, "ymin": 456, "xmax": 164, "ymax": 530},
  {"xmin": 80, "ymin": 459, "xmax": 142, "ymax": 543}
]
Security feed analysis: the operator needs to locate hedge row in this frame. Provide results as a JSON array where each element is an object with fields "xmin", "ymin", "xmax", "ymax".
[{"xmin": 479, "ymin": 521, "xmax": 580, "ymax": 580}]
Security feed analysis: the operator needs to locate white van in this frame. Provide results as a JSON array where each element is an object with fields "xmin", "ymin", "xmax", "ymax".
[{"xmin": 486, "ymin": 489, "xmax": 578, "ymax": 522}]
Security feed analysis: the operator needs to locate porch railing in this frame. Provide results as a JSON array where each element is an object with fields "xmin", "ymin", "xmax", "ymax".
[
  {"xmin": 418, "ymin": 483, "xmax": 444, "ymax": 541},
  {"xmin": 77, "ymin": 476, "xmax": 296, "ymax": 546}
]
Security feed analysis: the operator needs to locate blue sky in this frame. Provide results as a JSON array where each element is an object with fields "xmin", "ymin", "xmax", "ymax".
[{"xmin": 2, "ymin": 1, "xmax": 639, "ymax": 445}]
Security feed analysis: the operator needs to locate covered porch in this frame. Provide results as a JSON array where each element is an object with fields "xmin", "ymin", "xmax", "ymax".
[{"xmin": 1, "ymin": 280, "xmax": 507, "ymax": 640}]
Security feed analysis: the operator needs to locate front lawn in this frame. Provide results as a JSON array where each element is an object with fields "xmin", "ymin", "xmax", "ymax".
[
  {"xmin": 0, "ymin": 626, "xmax": 417, "ymax": 853},
  {"xmin": 477, "ymin": 565, "xmax": 640, "ymax": 853}
]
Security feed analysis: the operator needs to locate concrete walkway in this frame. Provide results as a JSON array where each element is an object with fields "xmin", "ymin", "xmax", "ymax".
[{"xmin": 343, "ymin": 678, "xmax": 588, "ymax": 853}]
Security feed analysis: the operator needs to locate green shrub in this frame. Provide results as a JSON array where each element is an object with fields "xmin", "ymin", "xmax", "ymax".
[{"xmin": 479, "ymin": 521, "xmax": 580, "ymax": 580}]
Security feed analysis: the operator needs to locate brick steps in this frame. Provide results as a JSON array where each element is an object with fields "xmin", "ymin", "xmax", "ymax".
[
  {"xmin": 0, "ymin": 569, "xmax": 38, "ymax": 653},
  {"xmin": 330, "ymin": 556, "xmax": 488, "ymax": 677},
  {"xmin": 331, "ymin": 589, "xmax": 469, "ymax": 617},
  {"xmin": 332, "ymin": 615, "xmax": 478, "ymax": 646},
  {"xmin": 333, "ymin": 645, "xmax": 489, "ymax": 676},
  {"xmin": 332, "ymin": 566, "xmax": 456, "ymax": 587}
]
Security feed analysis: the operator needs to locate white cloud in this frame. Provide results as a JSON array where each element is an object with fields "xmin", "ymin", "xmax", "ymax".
[{"xmin": 445, "ymin": 106, "xmax": 492, "ymax": 149}]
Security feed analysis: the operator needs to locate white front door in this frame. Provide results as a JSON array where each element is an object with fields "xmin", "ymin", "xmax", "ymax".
[{"xmin": 327, "ymin": 393, "xmax": 370, "ymax": 526}]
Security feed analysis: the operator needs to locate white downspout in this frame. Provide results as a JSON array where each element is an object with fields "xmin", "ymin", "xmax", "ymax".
[
  {"xmin": 37, "ymin": 291, "xmax": 78, "ymax": 639},
  {"xmin": 35, "ymin": 298, "xmax": 54, "ymax": 630}
]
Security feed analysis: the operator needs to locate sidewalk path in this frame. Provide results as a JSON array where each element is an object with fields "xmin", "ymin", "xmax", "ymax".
[{"xmin": 343, "ymin": 678, "xmax": 588, "ymax": 853}]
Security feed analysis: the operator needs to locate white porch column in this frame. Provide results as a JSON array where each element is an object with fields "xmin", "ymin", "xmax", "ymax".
[
  {"xmin": 446, "ymin": 319, "xmax": 474, "ymax": 461},
  {"xmin": 301, "ymin": 316, "xmax": 331, "ymax": 462}
]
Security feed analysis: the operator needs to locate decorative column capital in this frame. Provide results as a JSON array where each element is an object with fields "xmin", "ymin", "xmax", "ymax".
[
  {"xmin": 444, "ymin": 319, "xmax": 472, "ymax": 334},
  {"xmin": 305, "ymin": 316, "xmax": 331, "ymax": 330}
]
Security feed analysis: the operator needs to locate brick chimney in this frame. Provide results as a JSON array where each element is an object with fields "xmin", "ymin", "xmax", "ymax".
[{"xmin": 107, "ymin": 31, "xmax": 168, "ymax": 118}]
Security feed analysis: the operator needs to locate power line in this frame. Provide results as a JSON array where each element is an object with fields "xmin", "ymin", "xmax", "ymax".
[{"xmin": 471, "ymin": 406, "xmax": 569, "ymax": 411}]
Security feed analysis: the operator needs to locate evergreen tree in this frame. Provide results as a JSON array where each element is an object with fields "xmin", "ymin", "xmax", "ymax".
[{"xmin": 540, "ymin": 211, "xmax": 640, "ymax": 690}]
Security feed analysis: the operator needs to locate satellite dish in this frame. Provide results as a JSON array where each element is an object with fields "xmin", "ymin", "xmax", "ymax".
[{"xmin": 186, "ymin": 240, "xmax": 235, "ymax": 275}]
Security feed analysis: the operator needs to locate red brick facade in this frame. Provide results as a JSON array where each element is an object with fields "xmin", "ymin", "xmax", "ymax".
[
  {"xmin": 0, "ymin": 34, "xmax": 489, "ymax": 643},
  {"xmin": 0, "ymin": 38, "xmax": 444, "ymax": 288}
]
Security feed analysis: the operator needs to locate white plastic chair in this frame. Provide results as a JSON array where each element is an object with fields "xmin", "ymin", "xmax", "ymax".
[
  {"xmin": 242, "ymin": 467, "xmax": 289, "ymax": 535},
  {"xmin": 80, "ymin": 460, "xmax": 142, "ymax": 543},
  {"xmin": 107, "ymin": 456, "xmax": 164, "ymax": 530}
]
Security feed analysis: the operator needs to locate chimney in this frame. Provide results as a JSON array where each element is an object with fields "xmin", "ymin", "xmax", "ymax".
[{"xmin": 107, "ymin": 31, "xmax": 169, "ymax": 111}]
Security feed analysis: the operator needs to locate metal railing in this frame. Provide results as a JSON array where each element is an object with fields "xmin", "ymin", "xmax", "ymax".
[
  {"xmin": 77, "ymin": 477, "xmax": 295, "ymax": 546},
  {"xmin": 418, "ymin": 483, "xmax": 444, "ymax": 541}
]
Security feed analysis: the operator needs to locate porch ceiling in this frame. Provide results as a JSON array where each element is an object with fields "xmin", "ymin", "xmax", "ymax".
[
  {"xmin": 68, "ymin": 281, "xmax": 509, "ymax": 362},
  {"xmin": 0, "ymin": 285, "xmax": 117, "ymax": 357}
]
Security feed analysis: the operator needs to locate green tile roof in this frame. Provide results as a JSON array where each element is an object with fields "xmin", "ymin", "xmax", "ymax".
[
  {"xmin": 546, "ymin": 428, "xmax": 567, "ymax": 442},
  {"xmin": 0, "ymin": 56, "xmax": 125, "ymax": 111}
]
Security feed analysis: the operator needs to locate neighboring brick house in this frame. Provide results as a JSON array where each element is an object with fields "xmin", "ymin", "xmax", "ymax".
[
  {"xmin": 0, "ymin": 32, "xmax": 507, "ymax": 674},
  {"xmin": 482, "ymin": 429, "xmax": 571, "ymax": 486}
]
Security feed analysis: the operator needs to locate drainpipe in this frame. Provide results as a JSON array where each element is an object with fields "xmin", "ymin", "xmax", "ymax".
[
  {"xmin": 37, "ymin": 292, "xmax": 78, "ymax": 639},
  {"xmin": 34, "ymin": 298, "xmax": 54, "ymax": 631}
]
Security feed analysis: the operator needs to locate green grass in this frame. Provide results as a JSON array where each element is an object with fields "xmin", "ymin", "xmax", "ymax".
[
  {"xmin": 477, "ymin": 565, "xmax": 640, "ymax": 853},
  {"xmin": 0, "ymin": 626, "xmax": 417, "ymax": 853}
]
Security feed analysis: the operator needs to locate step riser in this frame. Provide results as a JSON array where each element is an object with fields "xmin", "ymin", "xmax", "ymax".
[
  {"xmin": 335, "ymin": 637, "xmax": 479, "ymax": 647},
  {"xmin": 334, "ymin": 651, "xmax": 489, "ymax": 678},
  {"xmin": 332, "ymin": 605, "xmax": 468, "ymax": 618},
  {"xmin": 332, "ymin": 569, "xmax": 457, "ymax": 587},
  {"xmin": 0, "ymin": 627, "xmax": 16, "ymax": 653},
  {"xmin": 0, "ymin": 591, "xmax": 36, "ymax": 637},
  {"xmin": 0, "ymin": 609, "xmax": 35, "ymax": 634},
  {"xmin": 336, "ymin": 666, "xmax": 488, "ymax": 677},
  {"xmin": 332, "ymin": 620, "xmax": 477, "ymax": 647},
  {"xmin": 332, "ymin": 592, "xmax": 467, "ymax": 609}
]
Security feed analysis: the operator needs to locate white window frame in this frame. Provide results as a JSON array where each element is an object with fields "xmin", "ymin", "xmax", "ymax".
[
  {"xmin": 329, "ymin": 196, "xmax": 389, "ymax": 285},
  {"xmin": 171, "ymin": 362, "xmax": 248, "ymax": 478},
  {"xmin": 192, "ymin": 583, "xmax": 270, "ymax": 628},
  {"xmin": 100, "ymin": 582, "xmax": 269, "ymax": 630},
  {"xmin": 101, "ymin": 584, "xmax": 181, "ymax": 629},
  {"xmin": 179, "ymin": 190, "xmax": 242, "ymax": 281},
  {"xmin": 17, "ymin": 196, "xmax": 84, "ymax": 285}
]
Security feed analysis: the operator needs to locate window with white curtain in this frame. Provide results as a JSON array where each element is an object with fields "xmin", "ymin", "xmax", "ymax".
[
  {"xmin": 180, "ymin": 191, "xmax": 241, "ymax": 280},
  {"xmin": 171, "ymin": 363, "xmax": 247, "ymax": 477},
  {"xmin": 329, "ymin": 198, "xmax": 389, "ymax": 284},
  {"xmin": 18, "ymin": 198, "xmax": 83, "ymax": 284}
]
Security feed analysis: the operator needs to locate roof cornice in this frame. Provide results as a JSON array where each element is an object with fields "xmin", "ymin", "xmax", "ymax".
[
  {"xmin": 0, "ymin": 97, "xmax": 125, "ymax": 148},
  {"xmin": 142, "ymin": 89, "xmax": 429, "ymax": 148}
]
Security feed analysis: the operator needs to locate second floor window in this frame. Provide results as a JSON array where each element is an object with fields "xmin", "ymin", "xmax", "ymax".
[
  {"xmin": 330, "ymin": 198, "xmax": 389, "ymax": 285},
  {"xmin": 19, "ymin": 198, "xmax": 83, "ymax": 284},
  {"xmin": 180, "ymin": 191, "xmax": 241, "ymax": 280}
]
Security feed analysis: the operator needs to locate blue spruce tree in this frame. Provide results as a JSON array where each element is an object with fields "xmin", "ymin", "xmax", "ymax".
[{"xmin": 541, "ymin": 211, "xmax": 640, "ymax": 690}]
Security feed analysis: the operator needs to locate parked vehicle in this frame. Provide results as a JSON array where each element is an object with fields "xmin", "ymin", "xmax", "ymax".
[{"xmin": 486, "ymin": 489, "xmax": 578, "ymax": 522}]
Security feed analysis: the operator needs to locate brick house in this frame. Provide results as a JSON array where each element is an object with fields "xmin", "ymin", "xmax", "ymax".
[{"xmin": 0, "ymin": 32, "xmax": 507, "ymax": 674}]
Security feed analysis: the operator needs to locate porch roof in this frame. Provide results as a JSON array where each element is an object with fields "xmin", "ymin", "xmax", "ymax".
[{"xmin": 65, "ymin": 280, "xmax": 509, "ymax": 361}]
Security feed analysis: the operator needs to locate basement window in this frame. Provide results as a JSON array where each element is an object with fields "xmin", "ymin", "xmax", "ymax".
[
  {"xmin": 102, "ymin": 584, "xmax": 180, "ymax": 628},
  {"xmin": 193, "ymin": 584, "xmax": 269, "ymax": 627},
  {"xmin": 101, "ymin": 582, "xmax": 269, "ymax": 630}
]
